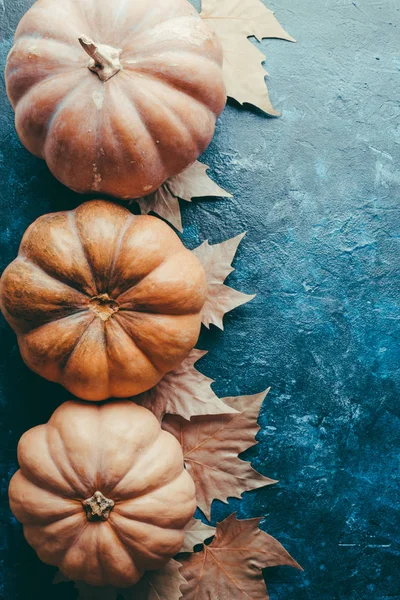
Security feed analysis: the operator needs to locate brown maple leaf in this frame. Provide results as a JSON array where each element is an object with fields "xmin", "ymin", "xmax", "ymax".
[
  {"xmin": 200, "ymin": 0, "xmax": 295, "ymax": 115},
  {"xmin": 136, "ymin": 349, "xmax": 236, "ymax": 421},
  {"xmin": 162, "ymin": 391, "xmax": 275, "ymax": 519},
  {"xmin": 181, "ymin": 518, "xmax": 216, "ymax": 553},
  {"xmin": 193, "ymin": 233, "xmax": 255, "ymax": 330},
  {"xmin": 180, "ymin": 513, "xmax": 302, "ymax": 600},
  {"xmin": 136, "ymin": 161, "xmax": 231, "ymax": 231},
  {"xmin": 122, "ymin": 560, "xmax": 185, "ymax": 600}
]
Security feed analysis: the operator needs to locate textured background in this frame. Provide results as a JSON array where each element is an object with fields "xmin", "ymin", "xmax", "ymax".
[{"xmin": 0, "ymin": 0, "xmax": 399, "ymax": 598}]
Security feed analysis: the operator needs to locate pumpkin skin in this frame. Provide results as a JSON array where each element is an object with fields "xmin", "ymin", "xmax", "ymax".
[
  {"xmin": 5, "ymin": 0, "xmax": 226, "ymax": 199},
  {"xmin": 9, "ymin": 400, "xmax": 196, "ymax": 588},
  {"xmin": 0, "ymin": 200, "xmax": 207, "ymax": 401}
]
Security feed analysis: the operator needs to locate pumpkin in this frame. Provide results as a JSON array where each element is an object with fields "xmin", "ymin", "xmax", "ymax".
[
  {"xmin": 9, "ymin": 400, "xmax": 196, "ymax": 587},
  {"xmin": 5, "ymin": 0, "xmax": 226, "ymax": 199},
  {"xmin": 0, "ymin": 200, "xmax": 207, "ymax": 401}
]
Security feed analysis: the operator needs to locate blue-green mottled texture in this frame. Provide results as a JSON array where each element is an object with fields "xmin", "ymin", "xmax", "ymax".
[{"xmin": 0, "ymin": 0, "xmax": 399, "ymax": 598}]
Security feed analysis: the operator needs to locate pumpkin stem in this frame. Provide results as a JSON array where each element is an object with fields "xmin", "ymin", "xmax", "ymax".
[
  {"xmin": 79, "ymin": 35, "xmax": 122, "ymax": 82},
  {"xmin": 89, "ymin": 293, "xmax": 120, "ymax": 322},
  {"xmin": 83, "ymin": 491, "xmax": 115, "ymax": 521}
]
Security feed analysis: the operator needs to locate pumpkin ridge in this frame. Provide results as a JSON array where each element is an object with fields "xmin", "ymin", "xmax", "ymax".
[
  {"xmin": 118, "ymin": 306, "xmax": 200, "ymax": 317},
  {"xmin": 55, "ymin": 313, "xmax": 96, "ymax": 371},
  {"xmin": 95, "ymin": 402, "xmax": 163, "ymax": 497},
  {"xmin": 12, "ymin": 33, "xmax": 83, "ymax": 61},
  {"xmin": 19, "ymin": 255, "xmax": 92, "ymax": 301},
  {"xmin": 123, "ymin": 51, "xmax": 226, "ymax": 115},
  {"xmin": 10, "ymin": 471, "xmax": 81, "ymax": 526},
  {"xmin": 116, "ymin": 1, "xmax": 187, "ymax": 46},
  {"xmin": 110, "ymin": 314, "xmax": 157, "ymax": 369},
  {"xmin": 59, "ymin": 517, "xmax": 140, "ymax": 588},
  {"xmin": 17, "ymin": 313, "xmax": 93, "ymax": 357},
  {"xmin": 69, "ymin": 206, "xmax": 99, "ymax": 296},
  {"xmin": 11, "ymin": 70, "xmax": 87, "ymax": 159},
  {"xmin": 58, "ymin": 520, "xmax": 91, "ymax": 576},
  {"xmin": 94, "ymin": 80, "xmax": 168, "ymax": 197},
  {"xmin": 123, "ymin": 47, "xmax": 224, "ymax": 80},
  {"xmin": 63, "ymin": 316, "xmax": 111, "ymax": 399},
  {"xmin": 123, "ymin": 42, "xmax": 222, "ymax": 70},
  {"xmin": 115, "ymin": 79, "xmax": 167, "ymax": 175},
  {"xmin": 11, "ymin": 33, "xmax": 82, "ymax": 53},
  {"xmin": 104, "ymin": 316, "xmax": 160, "ymax": 398},
  {"xmin": 14, "ymin": 0, "xmax": 92, "ymax": 45},
  {"xmin": 8, "ymin": 57, "xmax": 85, "ymax": 111},
  {"xmin": 90, "ymin": 86, "xmax": 104, "ymax": 194},
  {"xmin": 46, "ymin": 424, "xmax": 94, "ymax": 497},
  {"xmin": 19, "ymin": 430, "xmax": 79, "ymax": 500},
  {"xmin": 24, "ymin": 513, "xmax": 87, "ymax": 565},
  {"xmin": 42, "ymin": 76, "xmax": 91, "ymax": 161},
  {"xmin": 108, "ymin": 430, "xmax": 185, "ymax": 501},
  {"xmin": 101, "ymin": 521, "xmax": 145, "ymax": 586},
  {"xmin": 105, "ymin": 315, "xmax": 161, "ymax": 376},
  {"xmin": 106, "ymin": 212, "xmax": 135, "ymax": 295},
  {"xmin": 108, "ymin": 513, "xmax": 185, "ymax": 568},
  {"xmin": 101, "ymin": 519, "xmax": 143, "ymax": 577},
  {"xmin": 104, "ymin": 520, "xmax": 141, "ymax": 574},
  {"xmin": 0, "ymin": 273, "xmax": 90, "ymax": 336},
  {"xmin": 115, "ymin": 249, "xmax": 206, "ymax": 314},
  {"xmin": 122, "ymin": 70, "xmax": 201, "ymax": 160},
  {"xmin": 112, "ymin": 0, "xmax": 134, "ymax": 32},
  {"xmin": 126, "ymin": 71, "xmax": 214, "ymax": 160},
  {"xmin": 124, "ymin": 13, "xmax": 214, "ymax": 54},
  {"xmin": 110, "ymin": 238, "xmax": 185, "ymax": 302},
  {"xmin": 112, "ymin": 472, "xmax": 195, "ymax": 526},
  {"xmin": 114, "ymin": 312, "xmax": 202, "ymax": 376}
]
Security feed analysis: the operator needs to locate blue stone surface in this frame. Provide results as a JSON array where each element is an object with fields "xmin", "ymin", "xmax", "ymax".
[{"xmin": 0, "ymin": 0, "xmax": 399, "ymax": 598}]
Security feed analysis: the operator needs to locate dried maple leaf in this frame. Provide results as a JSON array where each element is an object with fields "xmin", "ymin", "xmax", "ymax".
[
  {"xmin": 122, "ymin": 560, "xmax": 185, "ymax": 600},
  {"xmin": 136, "ymin": 349, "xmax": 236, "ymax": 421},
  {"xmin": 200, "ymin": 0, "xmax": 295, "ymax": 115},
  {"xmin": 162, "ymin": 391, "xmax": 275, "ymax": 519},
  {"xmin": 136, "ymin": 161, "xmax": 231, "ymax": 231},
  {"xmin": 180, "ymin": 513, "xmax": 301, "ymax": 600},
  {"xmin": 193, "ymin": 233, "xmax": 255, "ymax": 330},
  {"xmin": 181, "ymin": 518, "xmax": 216, "ymax": 553}
]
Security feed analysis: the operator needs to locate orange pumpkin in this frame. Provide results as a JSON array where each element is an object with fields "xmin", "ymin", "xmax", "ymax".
[
  {"xmin": 5, "ymin": 0, "xmax": 226, "ymax": 199},
  {"xmin": 9, "ymin": 400, "xmax": 196, "ymax": 587},
  {"xmin": 0, "ymin": 200, "xmax": 207, "ymax": 401}
]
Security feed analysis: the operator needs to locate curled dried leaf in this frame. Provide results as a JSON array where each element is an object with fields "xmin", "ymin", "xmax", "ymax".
[
  {"xmin": 136, "ymin": 161, "xmax": 231, "ymax": 231},
  {"xmin": 181, "ymin": 518, "xmax": 216, "ymax": 553},
  {"xmin": 136, "ymin": 349, "xmax": 236, "ymax": 421},
  {"xmin": 163, "ymin": 390, "xmax": 275, "ymax": 519},
  {"xmin": 193, "ymin": 233, "xmax": 255, "ymax": 330},
  {"xmin": 200, "ymin": 0, "xmax": 295, "ymax": 115},
  {"xmin": 180, "ymin": 513, "xmax": 302, "ymax": 600}
]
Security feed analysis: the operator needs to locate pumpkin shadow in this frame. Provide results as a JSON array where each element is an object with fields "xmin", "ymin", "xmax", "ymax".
[
  {"xmin": 0, "ymin": 329, "xmax": 71, "ymax": 599},
  {"xmin": 28, "ymin": 162, "xmax": 144, "ymax": 215}
]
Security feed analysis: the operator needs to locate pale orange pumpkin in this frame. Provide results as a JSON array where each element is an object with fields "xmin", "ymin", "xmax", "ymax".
[
  {"xmin": 9, "ymin": 400, "xmax": 196, "ymax": 587},
  {"xmin": 0, "ymin": 200, "xmax": 207, "ymax": 401},
  {"xmin": 5, "ymin": 0, "xmax": 226, "ymax": 199}
]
